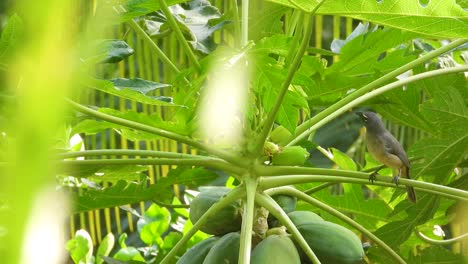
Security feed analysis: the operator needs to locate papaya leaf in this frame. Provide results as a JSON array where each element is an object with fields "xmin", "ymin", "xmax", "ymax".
[
  {"xmin": 153, "ymin": 0, "xmax": 230, "ymax": 54},
  {"xmin": 408, "ymin": 246, "xmax": 464, "ymax": 263},
  {"xmin": 375, "ymin": 85, "xmax": 433, "ymax": 133},
  {"xmin": 59, "ymin": 164, "xmax": 148, "ymax": 182},
  {"xmin": 0, "ymin": 14, "xmax": 23, "ymax": 65},
  {"xmin": 297, "ymin": 184, "xmax": 392, "ymax": 230},
  {"xmin": 248, "ymin": 2, "xmax": 288, "ymax": 41},
  {"xmin": 330, "ymin": 148, "xmax": 357, "ymax": 171},
  {"xmin": 268, "ymin": 0, "xmax": 467, "ymax": 40},
  {"xmin": 318, "ymin": 0, "xmax": 467, "ymax": 38},
  {"xmin": 103, "ymin": 0, "xmax": 190, "ymax": 22},
  {"xmin": 374, "ymin": 195, "xmax": 440, "ymax": 248},
  {"xmin": 82, "ymin": 77, "xmax": 174, "ymax": 106},
  {"xmin": 137, "ymin": 204, "xmax": 171, "ymax": 245},
  {"xmin": 80, "ymin": 39, "xmax": 135, "ymax": 64},
  {"xmin": 328, "ymin": 27, "xmax": 417, "ymax": 75},
  {"xmin": 309, "ymin": 27, "xmax": 417, "ymax": 103},
  {"xmin": 409, "ymin": 85, "xmax": 468, "ymax": 182},
  {"xmin": 97, "ymin": 107, "xmax": 192, "ymax": 137},
  {"xmin": 72, "ymin": 167, "xmax": 217, "ymax": 213}
]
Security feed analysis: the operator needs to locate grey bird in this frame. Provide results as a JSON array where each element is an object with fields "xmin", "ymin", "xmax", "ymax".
[{"xmin": 356, "ymin": 111, "xmax": 417, "ymax": 203}]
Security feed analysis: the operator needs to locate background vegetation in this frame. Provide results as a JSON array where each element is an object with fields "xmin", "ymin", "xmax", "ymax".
[{"xmin": 0, "ymin": 0, "xmax": 467, "ymax": 263}]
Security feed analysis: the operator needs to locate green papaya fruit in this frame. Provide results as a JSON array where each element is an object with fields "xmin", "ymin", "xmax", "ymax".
[
  {"xmin": 251, "ymin": 234, "xmax": 300, "ymax": 264},
  {"xmin": 270, "ymin": 125, "xmax": 293, "ymax": 146},
  {"xmin": 272, "ymin": 146, "xmax": 309, "ymax": 166},
  {"xmin": 189, "ymin": 187, "xmax": 242, "ymax": 235},
  {"xmin": 268, "ymin": 194, "xmax": 297, "ymax": 227},
  {"xmin": 203, "ymin": 232, "xmax": 240, "ymax": 264},
  {"xmin": 288, "ymin": 211, "xmax": 323, "ymax": 227},
  {"xmin": 177, "ymin": 236, "xmax": 219, "ymax": 264},
  {"xmin": 296, "ymin": 221, "xmax": 365, "ymax": 264}
]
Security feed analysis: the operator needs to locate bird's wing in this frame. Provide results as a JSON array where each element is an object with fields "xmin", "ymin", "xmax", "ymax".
[{"xmin": 383, "ymin": 133, "xmax": 410, "ymax": 168}]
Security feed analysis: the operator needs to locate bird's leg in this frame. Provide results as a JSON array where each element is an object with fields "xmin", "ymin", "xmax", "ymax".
[
  {"xmin": 369, "ymin": 165, "xmax": 385, "ymax": 184},
  {"xmin": 392, "ymin": 168, "xmax": 401, "ymax": 186}
]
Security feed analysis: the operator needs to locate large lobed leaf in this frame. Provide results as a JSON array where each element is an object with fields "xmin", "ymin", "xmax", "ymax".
[
  {"xmin": 267, "ymin": 0, "xmax": 468, "ymax": 39},
  {"xmin": 82, "ymin": 77, "xmax": 174, "ymax": 106},
  {"xmin": 72, "ymin": 167, "xmax": 218, "ymax": 213}
]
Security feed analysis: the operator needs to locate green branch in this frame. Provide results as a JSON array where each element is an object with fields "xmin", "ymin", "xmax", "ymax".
[
  {"xmin": 288, "ymin": 39, "xmax": 468, "ymax": 146},
  {"xmin": 266, "ymin": 187, "xmax": 406, "ymax": 264},
  {"xmin": 415, "ymin": 230, "xmax": 468, "ymax": 245},
  {"xmin": 160, "ymin": 187, "xmax": 245, "ymax": 264},
  {"xmin": 253, "ymin": 13, "xmax": 313, "ymax": 155},
  {"xmin": 58, "ymin": 149, "xmax": 211, "ymax": 159},
  {"xmin": 255, "ymin": 193, "xmax": 321, "ymax": 264},
  {"xmin": 257, "ymin": 174, "xmax": 468, "ymax": 201},
  {"xmin": 66, "ymin": 99, "xmax": 248, "ymax": 167},
  {"xmin": 158, "ymin": 0, "xmax": 201, "ymax": 71},
  {"xmin": 59, "ymin": 158, "xmax": 243, "ymax": 176}
]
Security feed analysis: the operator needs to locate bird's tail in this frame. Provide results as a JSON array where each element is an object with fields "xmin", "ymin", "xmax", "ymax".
[{"xmin": 403, "ymin": 166, "xmax": 417, "ymax": 203}]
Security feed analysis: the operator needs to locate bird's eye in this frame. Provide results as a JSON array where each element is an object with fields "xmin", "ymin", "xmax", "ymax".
[{"xmin": 362, "ymin": 114, "xmax": 368, "ymax": 121}]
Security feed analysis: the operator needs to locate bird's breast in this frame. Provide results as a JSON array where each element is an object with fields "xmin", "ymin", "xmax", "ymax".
[{"xmin": 366, "ymin": 135, "xmax": 404, "ymax": 169}]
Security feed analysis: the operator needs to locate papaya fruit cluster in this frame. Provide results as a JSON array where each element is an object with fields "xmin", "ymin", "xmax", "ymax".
[{"xmin": 180, "ymin": 187, "xmax": 365, "ymax": 264}]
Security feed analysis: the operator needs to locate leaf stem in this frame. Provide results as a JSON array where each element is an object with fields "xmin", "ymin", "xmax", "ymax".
[
  {"xmin": 160, "ymin": 187, "xmax": 245, "ymax": 264},
  {"xmin": 255, "ymin": 193, "xmax": 321, "ymax": 264},
  {"xmin": 415, "ymin": 230, "xmax": 468, "ymax": 245},
  {"xmin": 241, "ymin": 0, "xmax": 249, "ymax": 47},
  {"xmin": 289, "ymin": 39, "xmax": 468, "ymax": 146},
  {"xmin": 231, "ymin": 0, "xmax": 241, "ymax": 48},
  {"xmin": 239, "ymin": 176, "xmax": 257, "ymax": 264},
  {"xmin": 123, "ymin": 10, "xmax": 182, "ymax": 75},
  {"xmin": 158, "ymin": 0, "xmax": 201, "ymax": 71},
  {"xmin": 66, "ymin": 99, "xmax": 248, "ymax": 167},
  {"xmin": 266, "ymin": 186, "xmax": 406, "ymax": 264},
  {"xmin": 58, "ymin": 149, "xmax": 211, "ymax": 159},
  {"xmin": 258, "ymin": 174, "xmax": 468, "ymax": 201},
  {"xmin": 59, "ymin": 158, "xmax": 244, "ymax": 176},
  {"xmin": 253, "ymin": 12, "xmax": 313, "ymax": 155}
]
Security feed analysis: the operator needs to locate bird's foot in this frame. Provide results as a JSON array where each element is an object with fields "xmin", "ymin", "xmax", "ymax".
[
  {"xmin": 392, "ymin": 175, "xmax": 400, "ymax": 186},
  {"xmin": 369, "ymin": 172, "xmax": 378, "ymax": 184}
]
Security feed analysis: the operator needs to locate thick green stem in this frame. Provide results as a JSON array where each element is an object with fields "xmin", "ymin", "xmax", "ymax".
[
  {"xmin": 255, "ymin": 193, "xmax": 321, "ymax": 264},
  {"xmin": 239, "ymin": 176, "xmax": 257, "ymax": 264},
  {"xmin": 66, "ymin": 99, "xmax": 248, "ymax": 167},
  {"xmin": 158, "ymin": 0, "xmax": 201, "ymax": 71},
  {"xmin": 265, "ymin": 187, "xmax": 406, "ymax": 264},
  {"xmin": 59, "ymin": 158, "xmax": 244, "ymax": 176},
  {"xmin": 253, "ymin": 13, "xmax": 313, "ymax": 155},
  {"xmin": 288, "ymin": 64, "xmax": 468, "ymax": 146},
  {"xmin": 258, "ymin": 175, "xmax": 468, "ymax": 201},
  {"xmin": 231, "ymin": 0, "xmax": 240, "ymax": 48},
  {"xmin": 58, "ymin": 149, "xmax": 211, "ymax": 159},
  {"xmin": 160, "ymin": 187, "xmax": 245, "ymax": 264},
  {"xmin": 241, "ymin": 0, "xmax": 249, "ymax": 47},
  {"xmin": 124, "ymin": 13, "xmax": 182, "ymax": 76},
  {"xmin": 289, "ymin": 39, "xmax": 468, "ymax": 146}
]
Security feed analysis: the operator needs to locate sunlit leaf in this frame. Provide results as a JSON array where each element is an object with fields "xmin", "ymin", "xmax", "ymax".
[
  {"xmin": 83, "ymin": 77, "xmax": 174, "ymax": 105},
  {"xmin": 0, "ymin": 14, "xmax": 23, "ymax": 65},
  {"xmin": 137, "ymin": 204, "xmax": 171, "ymax": 245},
  {"xmin": 80, "ymin": 39, "xmax": 135, "ymax": 64},
  {"xmin": 270, "ymin": 0, "xmax": 468, "ymax": 38}
]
